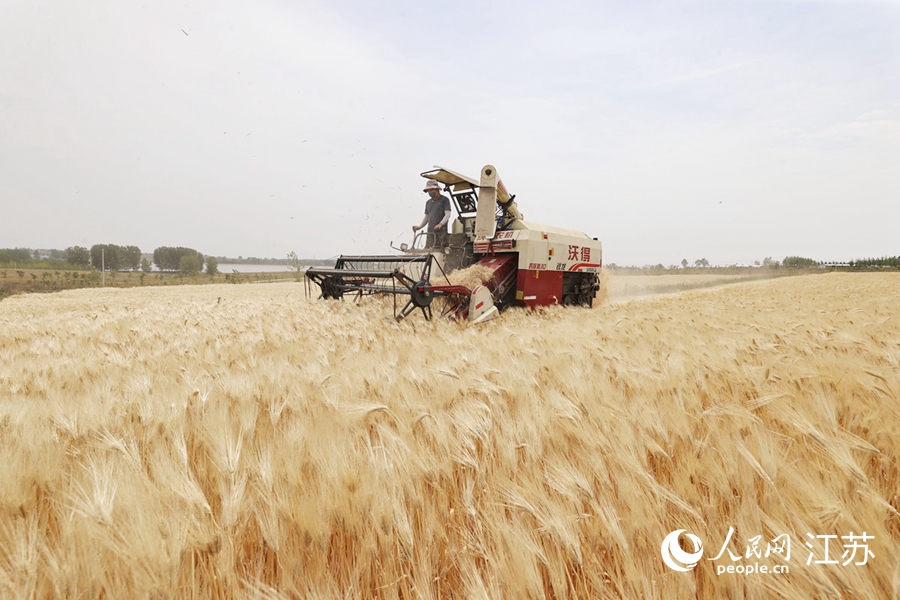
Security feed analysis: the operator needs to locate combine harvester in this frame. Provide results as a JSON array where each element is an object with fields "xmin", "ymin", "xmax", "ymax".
[{"xmin": 305, "ymin": 165, "xmax": 602, "ymax": 323}]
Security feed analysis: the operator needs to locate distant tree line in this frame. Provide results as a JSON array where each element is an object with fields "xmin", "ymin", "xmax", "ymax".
[
  {"xmin": 782, "ymin": 256, "xmax": 818, "ymax": 268},
  {"xmin": 64, "ymin": 244, "xmax": 212, "ymax": 274},
  {"xmin": 214, "ymin": 255, "xmax": 292, "ymax": 265},
  {"xmin": 3, "ymin": 245, "xmax": 223, "ymax": 275},
  {"xmin": 672, "ymin": 255, "xmax": 896, "ymax": 270},
  {"xmin": 850, "ymin": 256, "xmax": 900, "ymax": 268},
  {"xmin": 0, "ymin": 247, "xmax": 82, "ymax": 270}
]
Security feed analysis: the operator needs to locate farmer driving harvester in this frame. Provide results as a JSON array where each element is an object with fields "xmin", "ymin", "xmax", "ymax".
[{"xmin": 412, "ymin": 179, "xmax": 452, "ymax": 248}]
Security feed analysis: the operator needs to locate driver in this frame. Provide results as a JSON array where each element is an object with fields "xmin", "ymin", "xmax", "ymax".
[{"xmin": 412, "ymin": 180, "xmax": 451, "ymax": 248}]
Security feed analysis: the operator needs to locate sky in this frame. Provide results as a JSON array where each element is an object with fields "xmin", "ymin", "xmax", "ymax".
[{"xmin": 1, "ymin": 0, "xmax": 897, "ymax": 266}]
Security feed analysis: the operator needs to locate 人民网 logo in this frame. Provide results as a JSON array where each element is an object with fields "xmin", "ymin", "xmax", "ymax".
[{"xmin": 661, "ymin": 529, "xmax": 704, "ymax": 571}]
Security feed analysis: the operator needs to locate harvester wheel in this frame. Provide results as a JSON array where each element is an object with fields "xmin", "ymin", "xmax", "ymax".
[
  {"xmin": 320, "ymin": 276, "xmax": 344, "ymax": 300},
  {"xmin": 575, "ymin": 274, "xmax": 600, "ymax": 307}
]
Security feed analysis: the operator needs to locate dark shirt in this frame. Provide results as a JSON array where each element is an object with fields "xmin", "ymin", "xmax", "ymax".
[{"xmin": 425, "ymin": 194, "xmax": 451, "ymax": 231}]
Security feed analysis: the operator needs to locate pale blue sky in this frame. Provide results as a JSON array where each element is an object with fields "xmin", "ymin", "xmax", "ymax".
[{"xmin": 1, "ymin": 0, "xmax": 897, "ymax": 265}]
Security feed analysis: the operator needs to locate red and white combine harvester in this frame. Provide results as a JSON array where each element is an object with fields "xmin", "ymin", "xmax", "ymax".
[{"xmin": 305, "ymin": 165, "xmax": 602, "ymax": 322}]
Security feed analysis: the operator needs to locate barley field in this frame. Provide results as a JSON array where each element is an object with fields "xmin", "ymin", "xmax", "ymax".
[{"xmin": 0, "ymin": 273, "xmax": 898, "ymax": 599}]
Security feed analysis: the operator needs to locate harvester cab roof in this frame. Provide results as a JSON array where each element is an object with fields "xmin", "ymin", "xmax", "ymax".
[{"xmin": 305, "ymin": 164, "xmax": 602, "ymax": 323}]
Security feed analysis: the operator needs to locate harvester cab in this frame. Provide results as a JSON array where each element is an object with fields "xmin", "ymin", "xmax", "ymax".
[
  {"xmin": 411, "ymin": 165, "xmax": 521, "ymax": 238},
  {"xmin": 304, "ymin": 164, "xmax": 602, "ymax": 323}
]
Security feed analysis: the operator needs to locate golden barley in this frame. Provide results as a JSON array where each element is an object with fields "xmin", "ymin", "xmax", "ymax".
[{"xmin": 0, "ymin": 274, "xmax": 897, "ymax": 598}]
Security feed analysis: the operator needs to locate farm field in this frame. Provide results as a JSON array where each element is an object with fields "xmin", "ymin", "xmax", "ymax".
[
  {"xmin": 0, "ymin": 267, "xmax": 301, "ymax": 300},
  {"xmin": 1, "ymin": 273, "xmax": 898, "ymax": 599}
]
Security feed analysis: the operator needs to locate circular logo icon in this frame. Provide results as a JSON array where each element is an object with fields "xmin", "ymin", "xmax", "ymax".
[{"xmin": 661, "ymin": 530, "xmax": 704, "ymax": 571}]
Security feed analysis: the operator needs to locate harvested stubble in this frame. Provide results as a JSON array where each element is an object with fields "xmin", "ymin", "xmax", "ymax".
[
  {"xmin": 609, "ymin": 273, "xmax": 773, "ymax": 299},
  {"xmin": 0, "ymin": 273, "xmax": 898, "ymax": 599}
]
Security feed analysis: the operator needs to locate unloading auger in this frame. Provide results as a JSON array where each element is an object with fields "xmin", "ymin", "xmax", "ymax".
[{"xmin": 305, "ymin": 165, "xmax": 602, "ymax": 323}]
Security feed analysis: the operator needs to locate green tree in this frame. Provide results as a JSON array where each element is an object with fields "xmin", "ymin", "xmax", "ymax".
[
  {"xmin": 91, "ymin": 244, "xmax": 124, "ymax": 271},
  {"xmin": 153, "ymin": 246, "xmax": 203, "ymax": 272},
  {"xmin": 287, "ymin": 251, "xmax": 304, "ymax": 281},
  {"xmin": 179, "ymin": 254, "xmax": 201, "ymax": 276},
  {"xmin": 123, "ymin": 246, "xmax": 142, "ymax": 271},
  {"xmin": 0, "ymin": 248, "xmax": 32, "ymax": 264},
  {"xmin": 681, "ymin": 258, "xmax": 688, "ymax": 269},
  {"xmin": 140, "ymin": 258, "xmax": 153, "ymax": 273},
  {"xmin": 66, "ymin": 246, "xmax": 91, "ymax": 267},
  {"xmin": 206, "ymin": 256, "xmax": 219, "ymax": 276}
]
